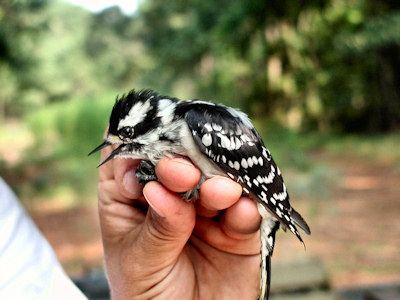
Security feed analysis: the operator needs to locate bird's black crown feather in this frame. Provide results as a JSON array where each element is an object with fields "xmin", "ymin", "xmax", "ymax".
[{"xmin": 109, "ymin": 89, "xmax": 160, "ymax": 136}]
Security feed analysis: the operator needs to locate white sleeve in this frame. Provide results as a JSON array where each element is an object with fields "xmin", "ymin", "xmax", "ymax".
[{"xmin": 0, "ymin": 177, "xmax": 88, "ymax": 300}]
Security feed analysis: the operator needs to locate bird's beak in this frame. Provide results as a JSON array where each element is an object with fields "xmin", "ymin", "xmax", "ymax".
[
  {"xmin": 88, "ymin": 140, "xmax": 112, "ymax": 156},
  {"xmin": 96, "ymin": 144, "xmax": 126, "ymax": 167},
  {"xmin": 89, "ymin": 135, "xmax": 129, "ymax": 167}
]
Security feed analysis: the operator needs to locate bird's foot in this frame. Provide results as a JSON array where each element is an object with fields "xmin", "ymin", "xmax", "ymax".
[{"xmin": 136, "ymin": 160, "xmax": 158, "ymax": 183}]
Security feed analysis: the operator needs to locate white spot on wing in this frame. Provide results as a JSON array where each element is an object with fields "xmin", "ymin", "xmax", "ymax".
[
  {"xmin": 260, "ymin": 191, "xmax": 267, "ymax": 200},
  {"xmin": 276, "ymin": 208, "xmax": 282, "ymax": 217},
  {"xmin": 228, "ymin": 160, "xmax": 234, "ymax": 168},
  {"xmin": 262, "ymin": 147, "xmax": 271, "ymax": 161},
  {"xmin": 240, "ymin": 134, "xmax": 250, "ymax": 142},
  {"xmin": 241, "ymin": 158, "xmax": 248, "ymax": 169},
  {"xmin": 212, "ymin": 123, "xmax": 222, "ymax": 131},
  {"xmin": 247, "ymin": 157, "xmax": 253, "ymax": 168},
  {"xmin": 204, "ymin": 123, "xmax": 212, "ymax": 132},
  {"xmin": 273, "ymin": 185, "xmax": 287, "ymax": 201},
  {"xmin": 230, "ymin": 137, "xmax": 236, "ymax": 149},
  {"xmin": 234, "ymin": 137, "xmax": 242, "ymax": 150},
  {"xmin": 220, "ymin": 135, "xmax": 231, "ymax": 150},
  {"xmin": 264, "ymin": 165, "xmax": 275, "ymax": 184},
  {"xmin": 201, "ymin": 133, "xmax": 212, "ymax": 147},
  {"xmin": 252, "ymin": 156, "xmax": 258, "ymax": 165}
]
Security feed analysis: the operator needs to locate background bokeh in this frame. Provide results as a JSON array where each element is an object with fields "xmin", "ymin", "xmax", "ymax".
[{"xmin": 1, "ymin": 0, "xmax": 399, "ymax": 296}]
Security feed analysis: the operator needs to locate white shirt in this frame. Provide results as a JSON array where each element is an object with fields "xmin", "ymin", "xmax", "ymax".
[{"xmin": 0, "ymin": 177, "xmax": 87, "ymax": 299}]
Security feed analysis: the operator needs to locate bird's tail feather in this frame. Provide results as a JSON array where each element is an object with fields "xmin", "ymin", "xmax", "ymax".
[
  {"xmin": 258, "ymin": 250, "xmax": 271, "ymax": 300},
  {"xmin": 257, "ymin": 209, "xmax": 280, "ymax": 300}
]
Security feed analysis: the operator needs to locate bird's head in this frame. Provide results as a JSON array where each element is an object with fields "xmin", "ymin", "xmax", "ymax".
[{"xmin": 89, "ymin": 89, "xmax": 161, "ymax": 167}]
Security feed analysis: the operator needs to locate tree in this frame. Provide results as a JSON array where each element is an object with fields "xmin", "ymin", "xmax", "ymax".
[
  {"xmin": 0, "ymin": 0, "xmax": 49, "ymax": 119},
  {"xmin": 137, "ymin": 0, "xmax": 400, "ymax": 132}
]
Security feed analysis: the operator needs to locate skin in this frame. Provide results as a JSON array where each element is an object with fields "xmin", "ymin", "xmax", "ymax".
[{"xmin": 97, "ymin": 138, "xmax": 262, "ymax": 299}]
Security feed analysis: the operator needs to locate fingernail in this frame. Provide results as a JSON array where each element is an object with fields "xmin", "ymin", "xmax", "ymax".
[
  {"xmin": 123, "ymin": 169, "xmax": 143, "ymax": 196},
  {"xmin": 171, "ymin": 157, "xmax": 193, "ymax": 167},
  {"xmin": 143, "ymin": 187, "xmax": 165, "ymax": 218}
]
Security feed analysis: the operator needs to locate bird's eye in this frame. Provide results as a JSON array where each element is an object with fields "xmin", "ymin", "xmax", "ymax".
[{"xmin": 119, "ymin": 126, "xmax": 134, "ymax": 140}]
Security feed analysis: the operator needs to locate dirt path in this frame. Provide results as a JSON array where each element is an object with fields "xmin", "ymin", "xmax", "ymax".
[
  {"xmin": 29, "ymin": 153, "xmax": 400, "ymax": 288},
  {"xmin": 316, "ymin": 155, "xmax": 400, "ymax": 287},
  {"xmin": 30, "ymin": 203, "xmax": 104, "ymax": 276},
  {"xmin": 273, "ymin": 153, "xmax": 400, "ymax": 288}
]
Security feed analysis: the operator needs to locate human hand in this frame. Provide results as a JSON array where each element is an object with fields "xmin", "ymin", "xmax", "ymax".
[{"xmin": 97, "ymin": 144, "xmax": 262, "ymax": 299}]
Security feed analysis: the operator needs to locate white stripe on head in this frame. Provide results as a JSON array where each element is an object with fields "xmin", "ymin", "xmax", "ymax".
[
  {"xmin": 157, "ymin": 99, "xmax": 176, "ymax": 125},
  {"xmin": 118, "ymin": 100, "xmax": 152, "ymax": 130}
]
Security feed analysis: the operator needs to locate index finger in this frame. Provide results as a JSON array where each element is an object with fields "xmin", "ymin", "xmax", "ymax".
[
  {"xmin": 155, "ymin": 157, "xmax": 201, "ymax": 193},
  {"xmin": 198, "ymin": 176, "xmax": 243, "ymax": 211}
]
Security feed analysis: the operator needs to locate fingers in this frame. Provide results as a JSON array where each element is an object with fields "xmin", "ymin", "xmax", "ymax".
[
  {"xmin": 193, "ymin": 196, "xmax": 261, "ymax": 254},
  {"xmin": 136, "ymin": 181, "xmax": 196, "ymax": 266},
  {"xmin": 155, "ymin": 158, "xmax": 260, "ymax": 239},
  {"xmin": 99, "ymin": 163, "xmax": 197, "ymax": 298},
  {"xmin": 143, "ymin": 182, "xmax": 196, "ymax": 234},
  {"xmin": 114, "ymin": 158, "xmax": 143, "ymax": 199},
  {"xmin": 98, "ymin": 145, "xmax": 261, "ymax": 255},
  {"xmin": 98, "ymin": 143, "xmax": 116, "ymax": 182},
  {"xmin": 134, "ymin": 156, "xmax": 199, "ymax": 257},
  {"xmin": 198, "ymin": 176, "xmax": 243, "ymax": 210},
  {"xmin": 193, "ymin": 216, "xmax": 260, "ymax": 255},
  {"xmin": 195, "ymin": 178, "xmax": 261, "ymax": 255},
  {"xmin": 220, "ymin": 197, "xmax": 261, "ymax": 236},
  {"xmin": 155, "ymin": 157, "xmax": 201, "ymax": 193}
]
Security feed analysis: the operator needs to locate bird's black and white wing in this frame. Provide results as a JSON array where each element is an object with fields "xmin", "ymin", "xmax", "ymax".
[
  {"xmin": 176, "ymin": 100, "xmax": 310, "ymax": 300},
  {"xmin": 177, "ymin": 101, "xmax": 310, "ymax": 240}
]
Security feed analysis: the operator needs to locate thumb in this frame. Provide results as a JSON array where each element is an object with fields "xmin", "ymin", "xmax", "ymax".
[{"xmin": 138, "ymin": 181, "xmax": 196, "ymax": 268}]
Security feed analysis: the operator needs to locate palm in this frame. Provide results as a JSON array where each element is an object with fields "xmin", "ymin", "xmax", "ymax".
[
  {"xmin": 186, "ymin": 233, "xmax": 260, "ymax": 299},
  {"xmin": 97, "ymin": 153, "xmax": 261, "ymax": 299}
]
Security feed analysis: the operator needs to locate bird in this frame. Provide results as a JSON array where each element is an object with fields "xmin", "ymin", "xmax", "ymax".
[{"xmin": 89, "ymin": 89, "xmax": 310, "ymax": 299}]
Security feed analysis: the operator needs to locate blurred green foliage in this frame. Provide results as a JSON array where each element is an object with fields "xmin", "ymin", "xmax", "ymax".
[
  {"xmin": 2, "ymin": 0, "xmax": 400, "ymax": 130},
  {"xmin": 14, "ymin": 93, "xmax": 114, "ymax": 198},
  {"xmin": 1, "ymin": 0, "xmax": 400, "ymax": 200}
]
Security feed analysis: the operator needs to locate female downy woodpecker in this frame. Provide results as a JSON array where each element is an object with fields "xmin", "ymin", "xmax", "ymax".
[{"xmin": 89, "ymin": 89, "xmax": 310, "ymax": 300}]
